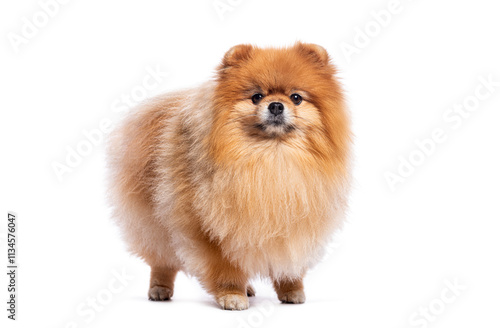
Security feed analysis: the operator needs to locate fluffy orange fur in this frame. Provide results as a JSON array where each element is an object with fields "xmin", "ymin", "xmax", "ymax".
[{"xmin": 107, "ymin": 43, "xmax": 352, "ymax": 310}]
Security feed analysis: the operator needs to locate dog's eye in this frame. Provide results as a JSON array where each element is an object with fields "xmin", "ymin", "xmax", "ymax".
[
  {"xmin": 251, "ymin": 93, "xmax": 264, "ymax": 104},
  {"xmin": 290, "ymin": 94, "xmax": 302, "ymax": 105}
]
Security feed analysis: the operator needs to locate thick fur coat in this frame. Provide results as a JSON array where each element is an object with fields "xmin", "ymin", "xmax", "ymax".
[{"xmin": 107, "ymin": 43, "xmax": 352, "ymax": 310}]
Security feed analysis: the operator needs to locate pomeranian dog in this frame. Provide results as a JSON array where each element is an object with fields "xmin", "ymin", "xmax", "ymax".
[{"xmin": 107, "ymin": 42, "xmax": 351, "ymax": 310}]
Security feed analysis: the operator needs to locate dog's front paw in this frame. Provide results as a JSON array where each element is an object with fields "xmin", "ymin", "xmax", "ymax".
[
  {"xmin": 148, "ymin": 285, "xmax": 173, "ymax": 301},
  {"xmin": 278, "ymin": 289, "xmax": 306, "ymax": 304},
  {"xmin": 217, "ymin": 293, "xmax": 249, "ymax": 310}
]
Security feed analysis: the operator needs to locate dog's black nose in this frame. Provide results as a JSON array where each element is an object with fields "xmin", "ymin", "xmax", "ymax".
[{"xmin": 268, "ymin": 102, "xmax": 284, "ymax": 116}]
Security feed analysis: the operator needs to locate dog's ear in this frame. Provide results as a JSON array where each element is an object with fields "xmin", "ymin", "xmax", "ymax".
[
  {"xmin": 295, "ymin": 42, "xmax": 330, "ymax": 66},
  {"xmin": 221, "ymin": 44, "xmax": 254, "ymax": 68}
]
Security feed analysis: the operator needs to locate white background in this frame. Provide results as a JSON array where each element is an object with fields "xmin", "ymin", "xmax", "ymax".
[{"xmin": 1, "ymin": 0, "xmax": 499, "ymax": 327}]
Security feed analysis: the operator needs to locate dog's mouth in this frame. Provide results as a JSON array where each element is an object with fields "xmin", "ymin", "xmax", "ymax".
[
  {"xmin": 254, "ymin": 119, "xmax": 295, "ymax": 135},
  {"xmin": 237, "ymin": 112, "xmax": 295, "ymax": 138},
  {"xmin": 266, "ymin": 115, "xmax": 286, "ymax": 126}
]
